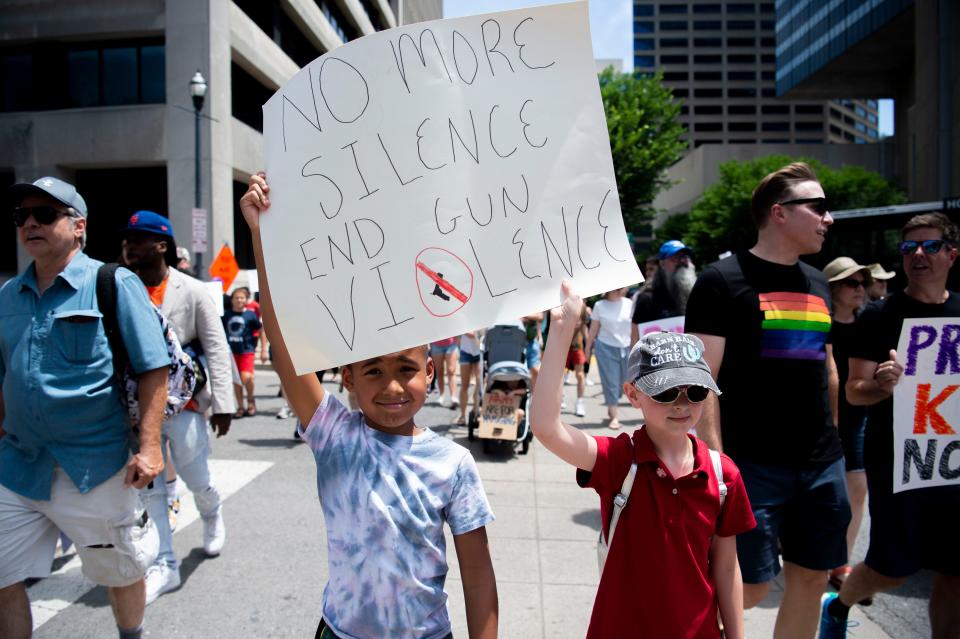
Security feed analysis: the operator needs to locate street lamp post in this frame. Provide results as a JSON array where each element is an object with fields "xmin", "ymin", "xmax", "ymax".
[{"xmin": 190, "ymin": 70, "xmax": 208, "ymax": 275}]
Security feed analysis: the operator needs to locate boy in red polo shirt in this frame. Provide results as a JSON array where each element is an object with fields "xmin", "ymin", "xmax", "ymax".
[{"xmin": 531, "ymin": 283, "xmax": 756, "ymax": 638}]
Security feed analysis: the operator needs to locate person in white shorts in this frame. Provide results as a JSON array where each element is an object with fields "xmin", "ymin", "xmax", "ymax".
[{"xmin": 0, "ymin": 177, "xmax": 170, "ymax": 639}]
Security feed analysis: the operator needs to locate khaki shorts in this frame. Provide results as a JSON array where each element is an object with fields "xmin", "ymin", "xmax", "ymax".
[{"xmin": 0, "ymin": 466, "xmax": 158, "ymax": 589}]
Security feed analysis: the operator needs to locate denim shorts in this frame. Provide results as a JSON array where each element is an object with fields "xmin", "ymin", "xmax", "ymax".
[
  {"xmin": 526, "ymin": 340, "xmax": 541, "ymax": 369},
  {"xmin": 838, "ymin": 414, "xmax": 866, "ymax": 472},
  {"xmin": 735, "ymin": 457, "xmax": 851, "ymax": 584},
  {"xmin": 459, "ymin": 351, "xmax": 480, "ymax": 365},
  {"xmin": 430, "ymin": 343, "xmax": 458, "ymax": 356}
]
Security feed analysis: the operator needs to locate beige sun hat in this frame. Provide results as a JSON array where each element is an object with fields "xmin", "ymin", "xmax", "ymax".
[
  {"xmin": 866, "ymin": 263, "xmax": 895, "ymax": 280},
  {"xmin": 822, "ymin": 257, "xmax": 871, "ymax": 283}
]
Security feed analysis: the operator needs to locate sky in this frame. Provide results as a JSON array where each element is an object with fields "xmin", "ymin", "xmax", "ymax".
[{"xmin": 441, "ymin": 1, "xmax": 894, "ymax": 136}]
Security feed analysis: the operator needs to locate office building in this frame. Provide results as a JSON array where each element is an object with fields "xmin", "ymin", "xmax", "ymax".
[
  {"xmin": 633, "ymin": 1, "xmax": 879, "ymax": 148},
  {"xmin": 776, "ymin": 0, "xmax": 958, "ymax": 201},
  {"xmin": 0, "ymin": 0, "xmax": 440, "ymax": 277}
]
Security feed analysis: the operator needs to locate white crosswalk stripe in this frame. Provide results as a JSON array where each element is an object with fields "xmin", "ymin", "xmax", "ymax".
[{"xmin": 28, "ymin": 459, "xmax": 273, "ymax": 631}]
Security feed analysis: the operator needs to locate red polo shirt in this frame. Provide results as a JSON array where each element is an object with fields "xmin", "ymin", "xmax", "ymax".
[{"xmin": 577, "ymin": 427, "xmax": 756, "ymax": 638}]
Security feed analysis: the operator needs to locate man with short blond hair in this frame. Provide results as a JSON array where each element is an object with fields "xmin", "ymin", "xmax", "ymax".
[
  {"xmin": 0, "ymin": 177, "xmax": 170, "ymax": 639},
  {"xmin": 685, "ymin": 162, "xmax": 851, "ymax": 639}
]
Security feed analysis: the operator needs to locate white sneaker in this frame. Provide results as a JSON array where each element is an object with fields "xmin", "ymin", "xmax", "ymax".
[
  {"xmin": 575, "ymin": 399, "xmax": 586, "ymax": 417},
  {"xmin": 144, "ymin": 563, "xmax": 181, "ymax": 605},
  {"xmin": 561, "ymin": 400, "xmax": 567, "ymax": 410},
  {"xmin": 563, "ymin": 373, "xmax": 572, "ymax": 386},
  {"xmin": 441, "ymin": 392, "xmax": 452, "ymax": 408},
  {"xmin": 276, "ymin": 406, "xmax": 291, "ymax": 419},
  {"xmin": 586, "ymin": 379, "xmax": 596, "ymax": 386},
  {"xmin": 202, "ymin": 511, "xmax": 226, "ymax": 557}
]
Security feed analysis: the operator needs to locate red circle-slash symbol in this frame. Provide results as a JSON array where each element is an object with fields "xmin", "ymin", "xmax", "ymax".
[{"xmin": 414, "ymin": 247, "xmax": 474, "ymax": 318}]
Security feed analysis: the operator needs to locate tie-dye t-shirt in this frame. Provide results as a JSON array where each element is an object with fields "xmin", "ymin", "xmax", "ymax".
[{"xmin": 301, "ymin": 393, "xmax": 494, "ymax": 639}]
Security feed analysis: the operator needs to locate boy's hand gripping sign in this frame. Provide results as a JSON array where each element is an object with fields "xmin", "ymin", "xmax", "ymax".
[
  {"xmin": 261, "ymin": 1, "xmax": 641, "ymax": 373},
  {"xmin": 893, "ymin": 318, "xmax": 960, "ymax": 493}
]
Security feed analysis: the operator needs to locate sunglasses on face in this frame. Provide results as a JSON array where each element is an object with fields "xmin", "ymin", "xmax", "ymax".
[
  {"xmin": 777, "ymin": 197, "xmax": 830, "ymax": 216},
  {"xmin": 837, "ymin": 279, "xmax": 865, "ymax": 290},
  {"xmin": 644, "ymin": 385, "xmax": 711, "ymax": 404},
  {"xmin": 898, "ymin": 239, "xmax": 951, "ymax": 255},
  {"xmin": 12, "ymin": 206, "xmax": 70, "ymax": 227}
]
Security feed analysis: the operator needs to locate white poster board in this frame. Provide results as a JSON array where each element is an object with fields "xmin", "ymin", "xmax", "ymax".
[
  {"xmin": 204, "ymin": 281, "xmax": 225, "ymax": 317},
  {"xmin": 261, "ymin": 1, "xmax": 641, "ymax": 373},
  {"xmin": 892, "ymin": 317, "xmax": 960, "ymax": 493}
]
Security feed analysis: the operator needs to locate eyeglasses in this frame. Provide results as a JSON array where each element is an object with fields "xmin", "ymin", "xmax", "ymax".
[
  {"xmin": 898, "ymin": 239, "xmax": 951, "ymax": 255},
  {"xmin": 836, "ymin": 279, "xmax": 865, "ymax": 290},
  {"xmin": 777, "ymin": 197, "xmax": 830, "ymax": 216},
  {"xmin": 644, "ymin": 385, "xmax": 711, "ymax": 404},
  {"xmin": 12, "ymin": 206, "xmax": 71, "ymax": 227}
]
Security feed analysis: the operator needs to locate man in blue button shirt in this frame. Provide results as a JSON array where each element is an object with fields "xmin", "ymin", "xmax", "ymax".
[{"xmin": 0, "ymin": 177, "xmax": 170, "ymax": 639}]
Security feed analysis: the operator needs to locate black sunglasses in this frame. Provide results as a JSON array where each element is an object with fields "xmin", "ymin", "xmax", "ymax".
[
  {"xmin": 836, "ymin": 278, "xmax": 865, "ymax": 290},
  {"xmin": 12, "ymin": 205, "xmax": 71, "ymax": 227},
  {"xmin": 898, "ymin": 239, "xmax": 951, "ymax": 255},
  {"xmin": 646, "ymin": 385, "xmax": 711, "ymax": 404},
  {"xmin": 777, "ymin": 197, "xmax": 830, "ymax": 216}
]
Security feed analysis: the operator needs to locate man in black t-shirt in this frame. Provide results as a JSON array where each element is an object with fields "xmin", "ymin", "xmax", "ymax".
[
  {"xmin": 685, "ymin": 162, "xmax": 850, "ymax": 638},
  {"xmin": 820, "ymin": 213, "xmax": 960, "ymax": 638}
]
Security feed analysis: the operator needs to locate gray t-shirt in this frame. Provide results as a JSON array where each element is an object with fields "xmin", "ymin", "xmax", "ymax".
[{"xmin": 301, "ymin": 393, "xmax": 494, "ymax": 639}]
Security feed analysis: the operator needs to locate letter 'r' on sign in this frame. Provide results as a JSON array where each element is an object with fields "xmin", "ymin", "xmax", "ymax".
[{"xmin": 415, "ymin": 247, "xmax": 474, "ymax": 317}]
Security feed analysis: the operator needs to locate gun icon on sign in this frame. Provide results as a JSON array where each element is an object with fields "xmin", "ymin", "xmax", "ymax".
[{"xmin": 431, "ymin": 273, "xmax": 451, "ymax": 301}]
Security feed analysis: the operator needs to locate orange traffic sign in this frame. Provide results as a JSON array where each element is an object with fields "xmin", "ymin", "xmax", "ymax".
[{"xmin": 209, "ymin": 244, "xmax": 239, "ymax": 292}]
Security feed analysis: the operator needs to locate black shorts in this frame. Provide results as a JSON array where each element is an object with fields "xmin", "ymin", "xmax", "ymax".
[
  {"xmin": 735, "ymin": 457, "xmax": 851, "ymax": 584},
  {"xmin": 865, "ymin": 476, "xmax": 960, "ymax": 578}
]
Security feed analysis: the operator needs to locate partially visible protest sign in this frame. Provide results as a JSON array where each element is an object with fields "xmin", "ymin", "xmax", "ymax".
[
  {"xmin": 261, "ymin": 1, "xmax": 641, "ymax": 373},
  {"xmin": 636, "ymin": 315, "xmax": 684, "ymax": 337},
  {"xmin": 892, "ymin": 317, "xmax": 960, "ymax": 493},
  {"xmin": 209, "ymin": 245, "xmax": 239, "ymax": 293}
]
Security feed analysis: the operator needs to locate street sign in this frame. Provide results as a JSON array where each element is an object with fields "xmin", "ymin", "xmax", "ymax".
[
  {"xmin": 944, "ymin": 197, "xmax": 960, "ymax": 211},
  {"xmin": 209, "ymin": 244, "xmax": 240, "ymax": 292},
  {"xmin": 192, "ymin": 208, "xmax": 208, "ymax": 252}
]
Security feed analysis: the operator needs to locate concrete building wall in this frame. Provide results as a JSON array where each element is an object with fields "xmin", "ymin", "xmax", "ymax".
[
  {"xmin": 652, "ymin": 141, "xmax": 892, "ymax": 220},
  {"xmin": 0, "ymin": 0, "xmax": 408, "ymax": 276}
]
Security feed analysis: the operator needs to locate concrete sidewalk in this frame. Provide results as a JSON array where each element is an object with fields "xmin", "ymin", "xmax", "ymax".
[{"xmin": 436, "ymin": 376, "xmax": 891, "ymax": 638}]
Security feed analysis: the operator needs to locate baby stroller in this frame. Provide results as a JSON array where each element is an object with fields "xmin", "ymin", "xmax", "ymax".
[{"xmin": 467, "ymin": 324, "xmax": 534, "ymax": 455}]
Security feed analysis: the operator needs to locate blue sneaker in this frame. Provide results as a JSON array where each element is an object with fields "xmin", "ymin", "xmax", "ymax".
[{"xmin": 819, "ymin": 592, "xmax": 859, "ymax": 638}]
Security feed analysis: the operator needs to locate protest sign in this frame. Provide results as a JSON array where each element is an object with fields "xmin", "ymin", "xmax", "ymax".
[
  {"xmin": 209, "ymin": 245, "xmax": 239, "ymax": 293},
  {"xmin": 892, "ymin": 317, "xmax": 960, "ymax": 493},
  {"xmin": 260, "ymin": 1, "xmax": 641, "ymax": 373},
  {"xmin": 635, "ymin": 315, "xmax": 684, "ymax": 337}
]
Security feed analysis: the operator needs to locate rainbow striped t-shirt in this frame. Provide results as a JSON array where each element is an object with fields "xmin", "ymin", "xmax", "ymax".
[{"xmin": 758, "ymin": 292, "xmax": 831, "ymax": 361}]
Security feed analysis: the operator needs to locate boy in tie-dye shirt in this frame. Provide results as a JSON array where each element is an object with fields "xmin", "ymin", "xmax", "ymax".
[{"xmin": 240, "ymin": 174, "xmax": 498, "ymax": 639}]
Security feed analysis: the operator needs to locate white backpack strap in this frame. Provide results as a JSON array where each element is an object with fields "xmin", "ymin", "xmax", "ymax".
[
  {"xmin": 607, "ymin": 462, "xmax": 638, "ymax": 546},
  {"xmin": 709, "ymin": 449, "xmax": 726, "ymax": 510}
]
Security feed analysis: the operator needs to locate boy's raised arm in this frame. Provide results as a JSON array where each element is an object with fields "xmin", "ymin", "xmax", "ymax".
[
  {"xmin": 239, "ymin": 172, "xmax": 325, "ymax": 425},
  {"xmin": 529, "ymin": 282, "xmax": 598, "ymax": 471},
  {"xmin": 453, "ymin": 527, "xmax": 498, "ymax": 639}
]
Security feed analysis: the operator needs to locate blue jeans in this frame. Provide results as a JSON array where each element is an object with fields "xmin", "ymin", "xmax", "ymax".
[
  {"xmin": 142, "ymin": 410, "xmax": 221, "ymax": 569},
  {"xmin": 594, "ymin": 340, "xmax": 628, "ymax": 406}
]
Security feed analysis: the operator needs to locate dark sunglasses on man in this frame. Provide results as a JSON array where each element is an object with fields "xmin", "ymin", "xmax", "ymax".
[
  {"xmin": 777, "ymin": 197, "xmax": 830, "ymax": 216},
  {"xmin": 898, "ymin": 239, "xmax": 952, "ymax": 255},
  {"xmin": 11, "ymin": 205, "xmax": 72, "ymax": 227}
]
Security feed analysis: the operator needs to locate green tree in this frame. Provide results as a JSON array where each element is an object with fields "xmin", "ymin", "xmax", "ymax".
[
  {"xmin": 681, "ymin": 156, "xmax": 906, "ymax": 263},
  {"xmin": 599, "ymin": 68, "xmax": 686, "ymax": 233}
]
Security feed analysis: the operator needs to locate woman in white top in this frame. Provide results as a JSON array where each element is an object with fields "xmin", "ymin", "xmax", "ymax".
[{"xmin": 585, "ymin": 287, "xmax": 634, "ymax": 429}]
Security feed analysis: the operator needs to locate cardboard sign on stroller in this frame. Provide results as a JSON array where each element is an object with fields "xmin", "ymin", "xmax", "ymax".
[{"xmin": 479, "ymin": 392, "xmax": 523, "ymax": 441}]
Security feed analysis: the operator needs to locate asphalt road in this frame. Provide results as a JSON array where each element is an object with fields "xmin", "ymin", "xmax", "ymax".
[{"xmin": 28, "ymin": 368, "xmax": 931, "ymax": 638}]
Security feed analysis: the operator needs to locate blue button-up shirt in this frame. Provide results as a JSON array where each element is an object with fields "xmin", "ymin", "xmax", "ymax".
[{"xmin": 0, "ymin": 251, "xmax": 169, "ymax": 500}]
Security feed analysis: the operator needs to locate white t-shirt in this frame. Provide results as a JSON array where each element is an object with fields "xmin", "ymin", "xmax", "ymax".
[
  {"xmin": 301, "ymin": 393, "xmax": 495, "ymax": 639},
  {"xmin": 592, "ymin": 298, "xmax": 634, "ymax": 348},
  {"xmin": 460, "ymin": 333, "xmax": 482, "ymax": 356}
]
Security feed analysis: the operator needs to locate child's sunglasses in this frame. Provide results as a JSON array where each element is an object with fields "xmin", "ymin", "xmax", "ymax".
[
  {"xmin": 642, "ymin": 384, "xmax": 711, "ymax": 404},
  {"xmin": 898, "ymin": 239, "xmax": 951, "ymax": 255},
  {"xmin": 12, "ymin": 205, "xmax": 70, "ymax": 227}
]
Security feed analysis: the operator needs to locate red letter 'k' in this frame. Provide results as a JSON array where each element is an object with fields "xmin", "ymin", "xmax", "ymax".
[{"xmin": 913, "ymin": 383, "xmax": 959, "ymax": 434}]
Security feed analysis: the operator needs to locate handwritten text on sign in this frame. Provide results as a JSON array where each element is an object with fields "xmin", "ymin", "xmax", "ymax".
[
  {"xmin": 260, "ymin": 1, "xmax": 641, "ymax": 373},
  {"xmin": 893, "ymin": 318, "xmax": 960, "ymax": 493}
]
